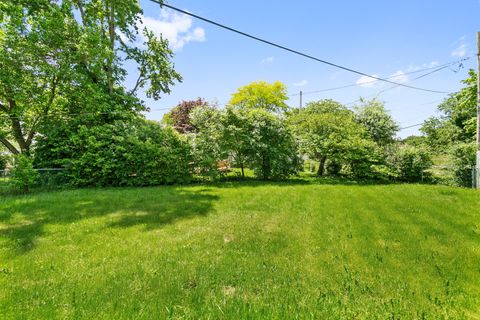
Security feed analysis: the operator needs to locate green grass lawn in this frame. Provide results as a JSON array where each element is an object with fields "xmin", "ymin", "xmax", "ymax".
[
  {"xmin": 1, "ymin": 181, "xmax": 479, "ymax": 319},
  {"xmin": 0, "ymin": 178, "xmax": 9, "ymax": 194}
]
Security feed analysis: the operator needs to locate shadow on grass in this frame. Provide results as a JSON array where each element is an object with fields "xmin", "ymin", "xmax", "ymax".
[
  {"xmin": 208, "ymin": 174, "xmax": 397, "ymax": 188},
  {"xmin": 0, "ymin": 187, "xmax": 218, "ymax": 255}
]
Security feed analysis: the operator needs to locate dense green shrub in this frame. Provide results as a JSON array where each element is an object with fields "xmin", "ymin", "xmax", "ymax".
[
  {"xmin": 326, "ymin": 160, "xmax": 342, "ymax": 176},
  {"xmin": 34, "ymin": 119, "xmax": 192, "ymax": 187},
  {"xmin": 450, "ymin": 142, "xmax": 476, "ymax": 187},
  {"xmin": 189, "ymin": 106, "xmax": 227, "ymax": 180},
  {"xmin": 244, "ymin": 109, "xmax": 301, "ymax": 180},
  {"xmin": 389, "ymin": 145, "xmax": 432, "ymax": 182},
  {"xmin": 343, "ymin": 138, "xmax": 380, "ymax": 179},
  {"xmin": 10, "ymin": 154, "xmax": 39, "ymax": 192}
]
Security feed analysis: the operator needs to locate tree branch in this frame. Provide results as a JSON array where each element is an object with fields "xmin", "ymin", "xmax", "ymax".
[
  {"xmin": 130, "ymin": 73, "xmax": 145, "ymax": 95},
  {"xmin": 7, "ymin": 98, "xmax": 28, "ymax": 152},
  {"xmin": 0, "ymin": 137, "xmax": 19, "ymax": 154}
]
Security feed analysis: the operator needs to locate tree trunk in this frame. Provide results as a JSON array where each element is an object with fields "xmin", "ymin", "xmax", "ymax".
[
  {"xmin": 106, "ymin": 5, "xmax": 116, "ymax": 95},
  {"xmin": 9, "ymin": 115, "xmax": 29, "ymax": 154},
  {"xmin": 317, "ymin": 156, "xmax": 327, "ymax": 176},
  {"xmin": 262, "ymin": 155, "xmax": 270, "ymax": 180},
  {"xmin": 237, "ymin": 152, "xmax": 245, "ymax": 178}
]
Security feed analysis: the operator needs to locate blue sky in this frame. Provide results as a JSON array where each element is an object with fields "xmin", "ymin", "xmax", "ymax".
[{"xmin": 129, "ymin": 0, "xmax": 479, "ymax": 137}]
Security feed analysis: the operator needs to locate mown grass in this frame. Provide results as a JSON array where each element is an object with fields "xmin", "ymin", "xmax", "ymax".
[{"xmin": 1, "ymin": 181, "xmax": 479, "ymax": 319}]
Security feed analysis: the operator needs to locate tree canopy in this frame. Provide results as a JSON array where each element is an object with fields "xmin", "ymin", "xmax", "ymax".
[
  {"xmin": 354, "ymin": 98, "xmax": 399, "ymax": 146},
  {"xmin": 288, "ymin": 99, "xmax": 373, "ymax": 176},
  {"xmin": 421, "ymin": 69, "xmax": 477, "ymax": 149},
  {"xmin": 0, "ymin": 0, "xmax": 181, "ymax": 154},
  {"xmin": 229, "ymin": 81, "xmax": 289, "ymax": 113}
]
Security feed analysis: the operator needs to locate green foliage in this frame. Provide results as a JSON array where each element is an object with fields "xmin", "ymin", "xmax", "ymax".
[
  {"xmin": 289, "ymin": 99, "xmax": 376, "ymax": 177},
  {"xmin": 421, "ymin": 70, "xmax": 477, "ymax": 150},
  {"xmin": 189, "ymin": 106, "xmax": 227, "ymax": 180},
  {"xmin": 438, "ymin": 70, "xmax": 477, "ymax": 141},
  {"xmin": 421, "ymin": 115, "xmax": 462, "ymax": 151},
  {"xmin": 388, "ymin": 145, "xmax": 432, "ymax": 182},
  {"xmin": 229, "ymin": 81, "xmax": 289, "ymax": 113},
  {"xmin": 0, "ymin": 0, "xmax": 181, "ymax": 155},
  {"xmin": 402, "ymin": 135, "xmax": 428, "ymax": 147},
  {"xmin": 34, "ymin": 119, "xmax": 192, "ymax": 187},
  {"xmin": 188, "ymin": 105, "xmax": 301, "ymax": 180},
  {"xmin": 354, "ymin": 98, "xmax": 399, "ymax": 145},
  {"xmin": 326, "ymin": 160, "xmax": 342, "ymax": 176},
  {"xmin": 450, "ymin": 142, "xmax": 476, "ymax": 187},
  {"xmin": 0, "ymin": 153, "xmax": 8, "ymax": 170},
  {"xmin": 419, "ymin": 70, "xmax": 477, "ymax": 186},
  {"xmin": 244, "ymin": 109, "xmax": 301, "ymax": 180},
  {"xmin": 343, "ymin": 136, "xmax": 381, "ymax": 179},
  {"xmin": 222, "ymin": 107, "xmax": 255, "ymax": 177},
  {"xmin": 9, "ymin": 154, "xmax": 39, "ymax": 192}
]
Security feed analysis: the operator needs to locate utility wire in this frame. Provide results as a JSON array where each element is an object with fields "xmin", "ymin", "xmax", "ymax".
[
  {"xmin": 399, "ymin": 123, "xmax": 424, "ymax": 130},
  {"xmin": 155, "ymin": 1, "xmax": 448, "ymax": 94},
  {"xmin": 375, "ymin": 64, "xmax": 454, "ymax": 96},
  {"xmin": 343, "ymin": 63, "xmax": 456, "ymax": 106},
  {"xmin": 289, "ymin": 57, "xmax": 470, "ymax": 97}
]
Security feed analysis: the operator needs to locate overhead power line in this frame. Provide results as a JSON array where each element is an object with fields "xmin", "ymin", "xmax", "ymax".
[
  {"xmin": 344, "ymin": 63, "xmax": 457, "ymax": 106},
  {"xmin": 373, "ymin": 64, "xmax": 453, "ymax": 98},
  {"xmin": 154, "ymin": 1, "xmax": 448, "ymax": 94},
  {"xmin": 289, "ymin": 57, "xmax": 470, "ymax": 97},
  {"xmin": 399, "ymin": 123, "xmax": 423, "ymax": 130}
]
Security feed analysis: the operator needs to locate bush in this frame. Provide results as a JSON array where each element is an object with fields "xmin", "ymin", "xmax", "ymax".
[
  {"xmin": 10, "ymin": 154, "xmax": 39, "ymax": 192},
  {"xmin": 343, "ymin": 138, "xmax": 380, "ymax": 180},
  {"xmin": 389, "ymin": 145, "xmax": 432, "ymax": 182},
  {"xmin": 189, "ymin": 106, "xmax": 227, "ymax": 180},
  {"xmin": 326, "ymin": 160, "xmax": 342, "ymax": 176},
  {"xmin": 34, "ymin": 119, "xmax": 192, "ymax": 187},
  {"xmin": 246, "ymin": 109, "xmax": 302, "ymax": 180},
  {"xmin": 450, "ymin": 142, "xmax": 476, "ymax": 187}
]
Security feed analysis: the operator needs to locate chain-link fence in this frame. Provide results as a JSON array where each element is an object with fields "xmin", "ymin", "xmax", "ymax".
[
  {"xmin": 0, "ymin": 168, "xmax": 68, "ymax": 190},
  {"xmin": 1, "ymin": 166, "xmax": 480, "ymax": 190}
]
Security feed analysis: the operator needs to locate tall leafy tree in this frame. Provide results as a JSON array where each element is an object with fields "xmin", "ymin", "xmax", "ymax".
[
  {"xmin": 244, "ymin": 109, "xmax": 301, "ymax": 180},
  {"xmin": 289, "ymin": 99, "xmax": 372, "ymax": 176},
  {"xmin": 229, "ymin": 81, "xmax": 289, "ymax": 113},
  {"xmin": 0, "ymin": 0, "xmax": 181, "ymax": 154},
  {"xmin": 354, "ymin": 98, "xmax": 399, "ymax": 146},
  {"xmin": 168, "ymin": 98, "xmax": 209, "ymax": 134},
  {"xmin": 222, "ymin": 107, "xmax": 255, "ymax": 177},
  {"xmin": 418, "ymin": 70, "xmax": 477, "ymax": 186},
  {"xmin": 421, "ymin": 69, "xmax": 477, "ymax": 149},
  {"xmin": 189, "ymin": 105, "xmax": 227, "ymax": 179}
]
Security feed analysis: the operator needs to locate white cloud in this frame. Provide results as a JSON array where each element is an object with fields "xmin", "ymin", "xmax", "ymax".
[
  {"xmin": 293, "ymin": 80, "xmax": 308, "ymax": 87},
  {"xmin": 356, "ymin": 74, "xmax": 379, "ymax": 88},
  {"xmin": 406, "ymin": 61, "xmax": 439, "ymax": 72},
  {"xmin": 451, "ymin": 43, "xmax": 467, "ymax": 57},
  {"xmin": 389, "ymin": 70, "xmax": 409, "ymax": 84},
  {"xmin": 260, "ymin": 56, "xmax": 275, "ymax": 64},
  {"xmin": 139, "ymin": 9, "xmax": 205, "ymax": 51},
  {"xmin": 451, "ymin": 36, "xmax": 467, "ymax": 57}
]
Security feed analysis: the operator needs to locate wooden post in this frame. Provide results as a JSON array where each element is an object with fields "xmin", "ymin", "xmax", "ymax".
[{"xmin": 476, "ymin": 32, "xmax": 480, "ymax": 188}]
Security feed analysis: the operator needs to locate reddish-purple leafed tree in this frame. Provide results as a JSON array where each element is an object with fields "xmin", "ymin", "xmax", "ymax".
[{"xmin": 170, "ymin": 98, "xmax": 209, "ymax": 134}]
